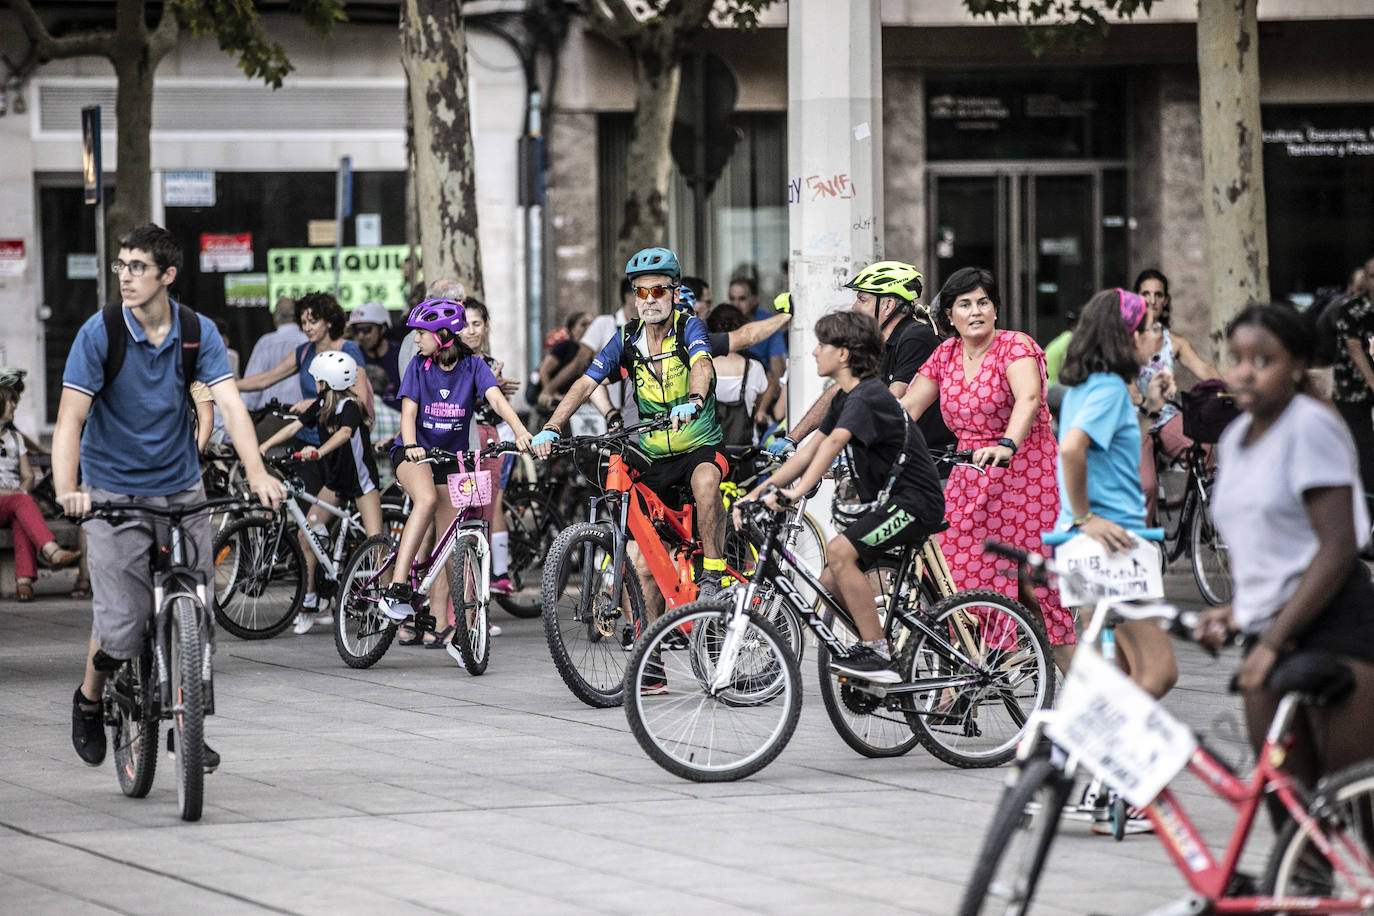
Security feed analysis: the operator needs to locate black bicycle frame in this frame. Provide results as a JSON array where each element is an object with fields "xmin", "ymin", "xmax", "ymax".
[
  {"xmin": 1163, "ymin": 442, "xmax": 1210, "ymax": 563},
  {"xmin": 744, "ymin": 514, "xmax": 992, "ymax": 700}
]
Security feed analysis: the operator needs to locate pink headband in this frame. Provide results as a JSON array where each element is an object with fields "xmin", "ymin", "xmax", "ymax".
[{"xmin": 1118, "ymin": 288, "xmax": 1146, "ymax": 333}]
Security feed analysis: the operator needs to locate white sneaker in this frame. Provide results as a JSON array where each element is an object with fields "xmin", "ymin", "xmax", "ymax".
[
  {"xmin": 488, "ymin": 623, "xmax": 502, "ymax": 637},
  {"xmin": 313, "ymin": 611, "xmax": 334, "ymax": 627},
  {"xmin": 292, "ymin": 612, "xmax": 316, "ymax": 635}
]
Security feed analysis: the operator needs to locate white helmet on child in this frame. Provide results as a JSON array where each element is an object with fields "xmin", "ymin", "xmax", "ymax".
[{"xmin": 308, "ymin": 350, "xmax": 358, "ymax": 392}]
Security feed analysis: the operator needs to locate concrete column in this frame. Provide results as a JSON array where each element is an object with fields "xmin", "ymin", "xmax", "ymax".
[{"xmin": 786, "ymin": 0, "xmax": 884, "ymax": 421}]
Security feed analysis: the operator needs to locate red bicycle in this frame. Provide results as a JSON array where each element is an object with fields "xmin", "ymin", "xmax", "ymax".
[
  {"xmin": 538, "ymin": 418, "xmax": 752, "ymax": 707},
  {"xmin": 960, "ymin": 541, "xmax": 1374, "ymax": 916}
]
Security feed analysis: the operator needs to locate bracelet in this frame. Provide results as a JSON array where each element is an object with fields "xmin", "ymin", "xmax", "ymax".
[
  {"xmin": 542, "ymin": 424, "xmax": 559, "ymax": 433},
  {"xmin": 1071, "ymin": 511, "xmax": 1095, "ymax": 528},
  {"xmin": 688, "ymin": 393, "xmax": 705, "ymax": 404},
  {"xmin": 997, "ymin": 437, "xmax": 1018, "ymax": 455},
  {"xmin": 1138, "ymin": 405, "xmax": 1161, "ymax": 420}
]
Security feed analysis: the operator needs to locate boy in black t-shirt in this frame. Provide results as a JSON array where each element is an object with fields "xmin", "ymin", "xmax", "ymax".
[{"xmin": 738, "ymin": 312, "xmax": 944, "ymax": 683}]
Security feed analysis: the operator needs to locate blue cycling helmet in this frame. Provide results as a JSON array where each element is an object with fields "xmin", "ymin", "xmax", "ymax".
[
  {"xmin": 677, "ymin": 284, "xmax": 697, "ymax": 312},
  {"xmin": 625, "ymin": 247, "xmax": 681, "ymax": 282}
]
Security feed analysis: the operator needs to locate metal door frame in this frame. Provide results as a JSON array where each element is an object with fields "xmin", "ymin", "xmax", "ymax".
[{"xmin": 926, "ymin": 160, "xmax": 1125, "ymax": 338}]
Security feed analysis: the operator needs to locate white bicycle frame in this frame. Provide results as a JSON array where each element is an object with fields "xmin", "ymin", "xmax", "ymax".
[{"xmin": 279, "ymin": 480, "xmax": 364, "ymax": 582}]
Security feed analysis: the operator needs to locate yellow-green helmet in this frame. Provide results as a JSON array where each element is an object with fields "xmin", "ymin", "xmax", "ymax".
[{"xmin": 844, "ymin": 260, "xmax": 924, "ymax": 303}]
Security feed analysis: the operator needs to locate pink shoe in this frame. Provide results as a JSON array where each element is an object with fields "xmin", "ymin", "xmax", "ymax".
[{"xmin": 490, "ymin": 575, "xmax": 513, "ymax": 596}]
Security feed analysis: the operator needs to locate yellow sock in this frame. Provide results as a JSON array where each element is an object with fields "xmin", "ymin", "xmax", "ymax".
[{"xmin": 702, "ymin": 557, "xmax": 726, "ymax": 572}]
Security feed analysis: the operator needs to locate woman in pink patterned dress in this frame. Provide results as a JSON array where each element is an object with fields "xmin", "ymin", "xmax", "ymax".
[{"xmin": 900, "ymin": 267, "xmax": 1074, "ymax": 668}]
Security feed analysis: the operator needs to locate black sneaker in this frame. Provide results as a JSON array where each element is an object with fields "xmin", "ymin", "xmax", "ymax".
[
  {"xmin": 829, "ymin": 645, "xmax": 901, "ymax": 685},
  {"xmin": 167, "ymin": 731, "xmax": 221, "ymax": 774},
  {"xmin": 620, "ymin": 622, "xmax": 637, "ymax": 653},
  {"xmin": 695, "ymin": 576, "xmax": 725, "ymax": 602},
  {"xmin": 71, "ymin": 686, "xmax": 106, "ymax": 766},
  {"xmin": 379, "ymin": 583, "xmax": 414, "ymax": 622},
  {"xmin": 639, "ymin": 652, "xmax": 667, "ymax": 695}
]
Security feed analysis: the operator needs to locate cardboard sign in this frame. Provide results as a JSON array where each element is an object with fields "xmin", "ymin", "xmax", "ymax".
[
  {"xmin": 1053, "ymin": 531, "xmax": 1164, "ymax": 606},
  {"xmin": 266, "ymin": 245, "xmax": 418, "ymax": 310},
  {"xmin": 200, "ymin": 233, "xmax": 253, "ymax": 273}
]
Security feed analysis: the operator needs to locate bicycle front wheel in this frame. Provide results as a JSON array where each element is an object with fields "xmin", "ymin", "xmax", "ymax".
[
  {"xmin": 624, "ymin": 601, "xmax": 801, "ymax": 782},
  {"xmin": 541, "ymin": 522, "xmax": 645, "ymax": 708},
  {"xmin": 958, "ymin": 757, "xmax": 1073, "ymax": 916},
  {"xmin": 211, "ymin": 516, "xmax": 303, "ymax": 639},
  {"xmin": 1190, "ymin": 486, "xmax": 1232, "ymax": 606},
  {"xmin": 901, "ymin": 590, "xmax": 1055, "ymax": 769},
  {"xmin": 334, "ymin": 534, "xmax": 398, "ymax": 668},
  {"xmin": 1265, "ymin": 759, "xmax": 1374, "ymax": 903},
  {"xmin": 168, "ymin": 596, "xmax": 206, "ymax": 822},
  {"xmin": 449, "ymin": 536, "xmax": 490, "ymax": 674},
  {"xmin": 108, "ymin": 649, "xmax": 159, "ymax": 798},
  {"xmin": 497, "ymin": 488, "xmax": 564, "ymax": 618}
]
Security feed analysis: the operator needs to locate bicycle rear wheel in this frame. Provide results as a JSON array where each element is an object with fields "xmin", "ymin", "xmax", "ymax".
[
  {"xmin": 334, "ymin": 534, "xmax": 398, "ymax": 668},
  {"xmin": 901, "ymin": 590, "xmax": 1055, "ymax": 769},
  {"xmin": 1265, "ymin": 759, "xmax": 1374, "ymax": 903},
  {"xmin": 541, "ymin": 522, "xmax": 645, "ymax": 708},
  {"xmin": 624, "ymin": 602, "xmax": 801, "ymax": 782},
  {"xmin": 815, "ymin": 558, "xmax": 936, "ymax": 758},
  {"xmin": 168, "ymin": 596, "xmax": 206, "ymax": 822},
  {"xmin": 497, "ymin": 488, "xmax": 564, "ymax": 618},
  {"xmin": 108, "ymin": 649, "xmax": 158, "ymax": 798},
  {"xmin": 211, "ymin": 516, "xmax": 303, "ymax": 639},
  {"xmin": 958, "ymin": 757, "xmax": 1073, "ymax": 916},
  {"xmin": 1190, "ymin": 485, "xmax": 1232, "ymax": 606},
  {"xmin": 449, "ymin": 536, "xmax": 490, "ymax": 674}
]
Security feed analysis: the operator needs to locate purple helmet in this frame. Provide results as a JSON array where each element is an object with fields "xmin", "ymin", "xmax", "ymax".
[{"xmin": 407, "ymin": 298, "xmax": 467, "ymax": 339}]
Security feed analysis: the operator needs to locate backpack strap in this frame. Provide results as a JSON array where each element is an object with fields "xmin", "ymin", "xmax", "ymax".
[
  {"xmin": 618, "ymin": 312, "xmax": 698, "ymax": 378},
  {"xmin": 101, "ymin": 303, "xmax": 128, "ymax": 390},
  {"xmin": 177, "ymin": 303, "xmax": 201, "ymax": 400}
]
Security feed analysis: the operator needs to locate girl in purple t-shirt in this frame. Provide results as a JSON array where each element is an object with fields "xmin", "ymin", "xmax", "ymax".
[{"xmin": 380, "ymin": 299, "xmax": 533, "ymax": 648}]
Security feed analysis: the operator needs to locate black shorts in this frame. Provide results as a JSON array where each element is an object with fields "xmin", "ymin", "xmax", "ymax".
[
  {"xmin": 638, "ymin": 444, "xmax": 729, "ymax": 509},
  {"xmin": 318, "ymin": 437, "xmax": 380, "ymax": 500},
  {"xmin": 1245, "ymin": 561, "xmax": 1374, "ymax": 667},
  {"xmin": 841, "ymin": 503, "xmax": 940, "ymax": 568}
]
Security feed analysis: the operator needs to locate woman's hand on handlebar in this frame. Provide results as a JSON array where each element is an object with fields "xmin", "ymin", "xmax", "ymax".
[
  {"xmin": 405, "ymin": 445, "xmax": 427, "ymax": 464},
  {"xmin": 1077, "ymin": 514, "xmax": 1134, "ymax": 555},
  {"xmin": 1191, "ymin": 605, "xmax": 1237, "ymax": 651},
  {"xmin": 971, "ymin": 444, "xmax": 1013, "ymax": 468},
  {"xmin": 513, "ymin": 429, "xmax": 534, "ymax": 453},
  {"xmin": 247, "ymin": 468, "xmax": 286, "ymax": 511}
]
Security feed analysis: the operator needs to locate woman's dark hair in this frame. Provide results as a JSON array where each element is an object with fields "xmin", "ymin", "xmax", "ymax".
[
  {"xmin": 564, "ymin": 311, "xmax": 589, "ymax": 334},
  {"xmin": 464, "ymin": 299, "xmax": 490, "ymax": 324},
  {"xmin": 296, "ymin": 292, "xmax": 347, "ymax": 339},
  {"xmin": 1060, "ymin": 288, "xmax": 1141, "ymax": 386},
  {"xmin": 1225, "ymin": 302, "xmax": 1314, "ymax": 365},
  {"xmin": 0, "ymin": 387, "xmax": 18, "ymax": 415},
  {"xmin": 815, "ymin": 311, "xmax": 883, "ymax": 380},
  {"xmin": 1133, "ymin": 268, "xmax": 1172, "ymax": 328},
  {"xmin": 432, "ymin": 329, "xmax": 474, "ymax": 368},
  {"xmin": 934, "ymin": 267, "xmax": 999, "ymax": 337},
  {"xmin": 706, "ymin": 304, "xmax": 746, "ymax": 334}
]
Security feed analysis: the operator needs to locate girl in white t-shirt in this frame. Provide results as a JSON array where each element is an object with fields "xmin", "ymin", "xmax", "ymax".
[{"xmin": 1197, "ymin": 303, "xmax": 1374, "ymax": 790}]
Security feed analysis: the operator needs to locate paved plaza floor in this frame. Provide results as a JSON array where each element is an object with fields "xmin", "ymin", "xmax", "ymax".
[{"xmin": 0, "ymin": 572, "xmax": 1269, "ymax": 915}]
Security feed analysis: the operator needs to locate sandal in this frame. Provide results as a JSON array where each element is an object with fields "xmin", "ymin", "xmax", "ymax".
[
  {"xmin": 422, "ymin": 625, "xmax": 455, "ymax": 649},
  {"xmin": 16, "ymin": 580, "xmax": 34, "ymax": 602},
  {"xmin": 40, "ymin": 546, "xmax": 81, "ymax": 570},
  {"xmin": 397, "ymin": 621, "xmax": 422, "ymax": 646},
  {"xmin": 71, "ymin": 579, "xmax": 92, "ymax": 600}
]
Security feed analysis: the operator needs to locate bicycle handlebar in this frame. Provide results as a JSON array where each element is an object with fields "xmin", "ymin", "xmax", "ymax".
[
  {"xmin": 83, "ymin": 496, "xmax": 258, "ymax": 524},
  {"xmin": 545, "ymin": 416, "xmax": 673, "ymax": 457}
]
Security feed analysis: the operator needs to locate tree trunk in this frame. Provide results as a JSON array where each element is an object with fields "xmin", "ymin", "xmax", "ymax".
[
  {"xmin": 1197, "ymin": 0, "xmax": 1270, "ymax": 357},
  {"xmin": 401, "ymin": 0, "xmax": 484, "ymax": 301},
  {"xmin": 107, "ymin": 53, "xmax": 156, "ymax": 249},
  {"xmin": 614, "ymin": 54, "xmax": 681, "ymax": 270}
]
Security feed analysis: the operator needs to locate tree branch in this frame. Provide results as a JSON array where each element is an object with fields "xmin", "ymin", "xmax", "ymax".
[
  {"xmin": 149, "ymin": 3, "xmax": 181, "ymax": 63},
  {"xmin": 8, "ymin": 0, "xmax": 116, "ymax": 60}
]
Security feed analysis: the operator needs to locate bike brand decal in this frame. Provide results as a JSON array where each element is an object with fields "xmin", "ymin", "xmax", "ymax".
[{"xmin": 1153, "ymin": 797, "xmax": 1210, "ymax": 873}]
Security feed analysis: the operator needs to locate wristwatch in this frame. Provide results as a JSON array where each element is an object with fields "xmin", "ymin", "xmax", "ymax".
[{"xmin": 997, "ymin": 437, "xmax": 1018, "ymax": 454}]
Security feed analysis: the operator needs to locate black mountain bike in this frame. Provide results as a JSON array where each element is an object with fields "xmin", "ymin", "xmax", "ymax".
[{"xmin": 86, "ymin": 496, "xmax": 249, "ymax": 822}]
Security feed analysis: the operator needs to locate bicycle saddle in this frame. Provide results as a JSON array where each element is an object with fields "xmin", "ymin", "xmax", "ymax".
[{"xmin": 1264, "ymin": 651, "xmax": 1355, "ymax": 708}]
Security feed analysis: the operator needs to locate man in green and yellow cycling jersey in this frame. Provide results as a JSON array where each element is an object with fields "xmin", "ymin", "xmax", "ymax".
[{"xmin": 533, "ymin": 247, "xmax": 729, "ymax": 611}]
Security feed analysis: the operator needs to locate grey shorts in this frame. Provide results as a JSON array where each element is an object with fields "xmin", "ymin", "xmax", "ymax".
[{"xmin": 87, "ymin": 483, "xmax": 214, "ymax": 660}]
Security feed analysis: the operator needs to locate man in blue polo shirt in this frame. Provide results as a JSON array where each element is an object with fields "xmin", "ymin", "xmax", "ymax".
[{"xmin": 53, "ymin": 223, "xmax": 284, "ymax": 774}]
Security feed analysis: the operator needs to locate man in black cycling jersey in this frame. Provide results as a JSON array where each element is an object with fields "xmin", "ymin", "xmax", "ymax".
[{"xmin": 532, "ymin": 248, "xmax": 729, "ymax": 630}]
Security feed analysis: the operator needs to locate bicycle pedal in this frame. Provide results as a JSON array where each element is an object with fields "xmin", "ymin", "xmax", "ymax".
[{"xmin": 836, "ymin": 675, "xmax": 887, "ymax": 698}]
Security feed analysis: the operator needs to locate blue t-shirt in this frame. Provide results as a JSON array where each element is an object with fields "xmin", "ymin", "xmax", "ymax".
[
  {"xmin": 366, "ymin": 341, "xmax": 403, "ymax": 411},
  {"xmin": 294, "ymin": 340, "xmax": 366, "ymax": 445},
  {"xmin": 1055, "ymin": 372, "xmax": 1146, "ymax": 530},
  {"xmin": 63, "ymin": 302, "xmax": 233, "ymax": 496},
  {"xmin": 745, "ymin": 306, "xmax": 786, "ymax": 364},
  {"xmin": 395, "ymin": 353, "xmax": 499, "ymax": 453}
]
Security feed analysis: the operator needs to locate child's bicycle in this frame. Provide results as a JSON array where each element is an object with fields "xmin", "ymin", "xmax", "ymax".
[
  {"xmin": 85, "ymin": 496, "xmax": 251, "ymax": 822},
  {"xmin": 333, "ymin": 442, "xmax": 518, "ymax": 674},
  {"xmin": 538, "ymin": 418, "xmax": 754, "ymax": 708},
  {"xmin": 959, "ymin": 539, "xmax": 1374, "ymax": 916}
]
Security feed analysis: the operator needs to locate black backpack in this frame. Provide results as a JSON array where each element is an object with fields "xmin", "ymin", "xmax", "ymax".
[
  {"xmin": 100, "ymin": 301, "xmax": 202, "ymax": 403},
  {"xmin": 1304, "ymin": 287, "xmax": 1359, "ymax": 368}
]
